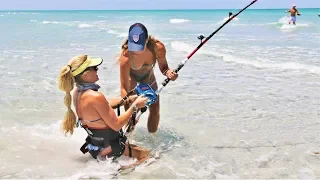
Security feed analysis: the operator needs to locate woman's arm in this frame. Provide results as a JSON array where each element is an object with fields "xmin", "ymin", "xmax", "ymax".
[
  {"xmin": 155, "ymin": 41, "xmax": 170, "ymax": 75},
  {"xmin": 94, "ymin": 92, "xmax": 135, "ymax": 131},
  {"xmin": 156, "ymin": 41, "xmax": 179, "ymax": 81},
  {"xmin": 120, "ymin": 51, "xmax": 131, "ymax": 98},
  {"xmin": 108, "ymin": 95, "xmax": 137, "ymax": 109},
  {"xmin": 108, "ymin": 97, "xmax": 122, "ymax": 108}
]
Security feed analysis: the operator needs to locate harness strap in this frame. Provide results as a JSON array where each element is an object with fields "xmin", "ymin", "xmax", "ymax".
[
  {"xmin": 80, "ymin": 142, "xmax": 89, "ymax": 154},
  {"xmin": 126, "ymin": 110, "xmax": 137, "ymax": 134},
  {"xmin": 119, "ymin": 129, "xmax": 132, "ymax": 157},
  {"xmin": 117, "ymin": 104, "xmax": 120, "ymax": 116},
  {"xmin": 128, "ymin": 141, "xmax": 133, "ymax": 157}
]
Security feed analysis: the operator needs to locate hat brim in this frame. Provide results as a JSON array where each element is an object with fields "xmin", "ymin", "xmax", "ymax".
[
  {"xmin": 87, "ymin": 57, "xmax": 103, "ymax": 67},
  {"xmin": 71, "ymin": 57, "xmax": 103, "ymax": 76},
  {"xmin": 128, "ymin": 42, "xmax": 144, "ymax": 52}
]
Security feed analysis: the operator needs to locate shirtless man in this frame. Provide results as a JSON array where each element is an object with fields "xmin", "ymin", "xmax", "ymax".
[{"xmin": 286, "ymin": 4, "xmax": 301, "ymax": 25}]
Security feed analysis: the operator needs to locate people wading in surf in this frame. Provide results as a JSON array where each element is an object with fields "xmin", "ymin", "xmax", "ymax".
[{"xmin": 286, "ymin": 4, "xmax": 301, "ymax": 25}]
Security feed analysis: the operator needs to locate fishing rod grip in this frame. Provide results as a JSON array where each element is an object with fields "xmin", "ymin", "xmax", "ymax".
[
  {"xmin": 141, "ymin": 107, "xmax": 147, "ymax": 112},
  {"xmin": 161, "ymin": 59, "xmax": 187, "ymax": 87},
  {"xmin": 113, "ymin": 88, "xmax": 136, "ymax": 109}
]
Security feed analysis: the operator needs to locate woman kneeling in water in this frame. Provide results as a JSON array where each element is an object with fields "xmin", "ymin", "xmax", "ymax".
[{"xmin": 58, "ymin": 54, "xmax": 149, "ymax": 162}]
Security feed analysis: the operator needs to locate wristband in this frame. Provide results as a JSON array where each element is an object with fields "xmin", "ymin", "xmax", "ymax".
[{"xmin": 131, "ymin": 104, "xmax": 137, "ymax": 113}]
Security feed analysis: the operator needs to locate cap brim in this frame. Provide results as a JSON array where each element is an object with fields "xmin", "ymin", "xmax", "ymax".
[
  {"xmin": 71, "ymin": 57, "xmax": 103, "ymax": 76},
  {"xmin": 87, "ymin": 57, "xmax": 103, "ymax": 67},
  {"xmin": 128, "ymin": 42, "xmax": 144, "ymax": 52}
]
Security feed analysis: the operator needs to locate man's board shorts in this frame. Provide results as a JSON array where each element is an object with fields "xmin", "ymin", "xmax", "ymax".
[{"xmin": 289, "ymin": 16, "xmax": 296, "ymax": 23}]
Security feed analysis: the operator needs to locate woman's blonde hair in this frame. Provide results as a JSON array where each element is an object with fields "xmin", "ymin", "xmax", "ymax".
[
  {"xmin": 58, "ymin": 54, "xmax": 88, "ymax": 135},
  {"xmin": 122, "ymin": 35, "xmax": 157, "ymax": 52},
  {"xmin": 118, "ymin": 35, "xmax": 158, "ymax": 64}
]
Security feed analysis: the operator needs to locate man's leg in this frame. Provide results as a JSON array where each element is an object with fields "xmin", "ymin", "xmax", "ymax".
[{"xmin": 293, "ymin": 16, "xmax": 296, "ymax": 25}]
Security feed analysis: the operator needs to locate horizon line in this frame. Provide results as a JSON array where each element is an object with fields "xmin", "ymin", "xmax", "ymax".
[{"xmin": 0, "ymin": 7, "xmax": 319, "ymax": 11}]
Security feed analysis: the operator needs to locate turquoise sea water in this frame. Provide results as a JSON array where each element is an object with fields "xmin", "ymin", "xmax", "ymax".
[{"xmin": 0, "ymin": 8, "xmax": 319, "ymax": 179}]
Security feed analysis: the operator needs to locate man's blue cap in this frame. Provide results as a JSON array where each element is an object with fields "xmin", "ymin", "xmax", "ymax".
[{"xmin": 128, "ymin": 23, "xmax": 148, "ymax": 52}]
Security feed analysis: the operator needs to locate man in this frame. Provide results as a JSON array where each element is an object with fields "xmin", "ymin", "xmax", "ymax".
[
  {"xmin": 119, "ymin": 23, "xmax": 178, "ymax": 133},
  {"xmin": 286, "ymin": 4, "xmax": 301, "ymax": 25}
]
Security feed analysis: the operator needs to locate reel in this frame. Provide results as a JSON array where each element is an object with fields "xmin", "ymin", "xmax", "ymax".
[
  {"xmin": 197, "ymin": 35, "xmax": 205, "ymax": 43},
  {"xmin": 136, "ymin": 84, "xmax": 158, "ymax": 108}
]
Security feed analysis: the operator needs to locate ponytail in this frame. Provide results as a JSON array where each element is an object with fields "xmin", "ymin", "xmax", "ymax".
[{"xmin": 58, "ymin": 65, "xmax": 76, "ymax": 135}]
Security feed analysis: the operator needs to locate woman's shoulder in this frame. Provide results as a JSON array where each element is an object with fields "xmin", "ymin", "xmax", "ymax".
[
  {"xmin": 84, "ymin": 90, "xmax": 106, "ymax": 103},
  {"xmin": 152, "ymin": 38, "xmax": 164, "ymax": 47},
  {"xmin": 153, "ymin": 39, "xmax": 166, "ymax": 57},
  {"xmin": 121, "ymin": 49, "xmax": 129, "ymax": 57},
  {"xmin": 119, "ymin": 49, "xmax": 130, "ymax": 67}
]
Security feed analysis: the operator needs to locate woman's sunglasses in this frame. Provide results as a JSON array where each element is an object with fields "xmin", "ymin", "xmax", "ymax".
[{"xmin": 85, "ymin": 66, "xmax": 98, "ymax": 72}]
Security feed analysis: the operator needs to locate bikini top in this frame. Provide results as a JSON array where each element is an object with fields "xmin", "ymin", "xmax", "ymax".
[
  {"xmin": 74, "ymin": 83, "xmax": 107, "ymax": 129},
  {"xmin": 129, "ymin": 47, "xmax": 157, "ymax": 71}
]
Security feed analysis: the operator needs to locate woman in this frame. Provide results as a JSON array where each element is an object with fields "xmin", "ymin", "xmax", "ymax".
[
  {"xmin": 58, "ymin": 54, "xmax": 149, "ymax": 162},
  {"xmin": 119, "ymin": 23, "xmax": 178, "ymax": 133}
]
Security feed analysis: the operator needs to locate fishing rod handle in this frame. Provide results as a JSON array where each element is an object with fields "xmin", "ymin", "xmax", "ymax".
[
  {"xmin": 161, "ymin": 58, "xmax": 188, "ymax": 88},
  {"xmin": 124, "ymin": 109, "xmax": 143, "ymax": 134},
  {"xmin": 114, "ymin": 88, "xmax": 136, "ymax": 108}
]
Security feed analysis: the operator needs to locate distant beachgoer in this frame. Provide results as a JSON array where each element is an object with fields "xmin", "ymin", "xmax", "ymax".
[{"xmin": 285, "ymin": 4, "xmax": 301, "ymax": 25}]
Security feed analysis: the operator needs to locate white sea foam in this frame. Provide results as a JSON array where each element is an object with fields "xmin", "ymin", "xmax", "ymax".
[
  {"xmin": 169, "ymin": 18, "xmax": 190, "ymax": 24},
  {"xmin": 280, "ymin": 23, "xmax": 309, "ymax": 30},
  {"xmin": 277, "ymin": 16, "xmax": 310, "ymax": 30},
  {"xmin": 170, "ymin": 41, "xmax": 320, "ymax": 75},
  {"xmin": 78, "ymin": 23, "xmax": 92, "ymax": 28},
  {"xmin": 107, "ymin": 29, "xmax": 127, "ymax": 38},
  {"xmin": 42, "ymin": 21, "xmax": 59, "ymax": 24}
]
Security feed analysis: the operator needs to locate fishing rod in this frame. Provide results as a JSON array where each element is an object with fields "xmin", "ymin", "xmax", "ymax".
[{"xmin": 123, "ymin": 0, "xmax": 258, "ymax": 133}]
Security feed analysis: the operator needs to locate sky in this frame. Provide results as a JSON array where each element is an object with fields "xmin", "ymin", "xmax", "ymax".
[{"xmin": 0, "ymin": 0, "xmax": 319, "ymax": 10}]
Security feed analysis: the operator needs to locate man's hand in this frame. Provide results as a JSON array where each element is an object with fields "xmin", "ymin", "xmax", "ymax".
[{"xmin": 165, "ymin": 69, "xmax": 179, "ymax": 81}]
